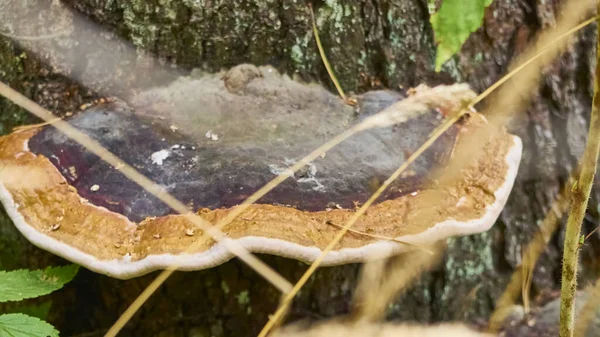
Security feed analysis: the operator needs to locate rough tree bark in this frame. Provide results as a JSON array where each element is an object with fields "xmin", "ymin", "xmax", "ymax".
[{"xmin": 0, "ymin": 0, "xmax": 599, "ymax": 336}]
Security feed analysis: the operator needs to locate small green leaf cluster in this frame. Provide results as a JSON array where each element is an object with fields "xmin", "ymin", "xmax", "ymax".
[{"xmin": 0, "ymin": 265, "xmax": 79, "ymax": 337}]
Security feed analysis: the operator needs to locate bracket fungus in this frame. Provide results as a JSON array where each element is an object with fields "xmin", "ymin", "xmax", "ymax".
[{"xmin": 0, "ymin": 67, "xmax": 522, "ymax": 279}]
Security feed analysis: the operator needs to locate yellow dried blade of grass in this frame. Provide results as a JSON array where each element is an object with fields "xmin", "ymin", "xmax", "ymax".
[
  {"xmin": 2, "ymin": 0, "xmax": 595, "ymax": 333},
  {"xmin": 521, "ymin": 250, "xmax": 534, "ymax": 314},
  {"xmin": 260, "ymin": 2, "xmax": 597, "ymax": 334},
  {"xmin": 469, "ymin": 15, "xmax": 598, "ymax": 108},
  {"xmin": 308, "ymin": 3, "xmax": 348, "ymax": 103},
  {"xmin": 12, "ymin": 118, "xmax": 62, "ymax": 133},
  {"xmin": 488, "ymin": 172, "xmax": 573, "ymax": 331},
  {"xmin": 351, "ymin": 244, "xmax": 445, "ymax": 322},
  {"xmin": 355, "ymin": 84, "xmax": 474, "ymax": 131},
  {"xmin": 272, "ymin": 321, "xmax": 496, "ymax": 337},
  {"xmin": 325, "ymin": 221, "xmax": 433, "ymax": 252},
  {"xmin": 0, "ymin": 81, "xmax": 293, "ymax": 332},
  {"xmin": 257, "ymin": 107, "xmax": 466, "ymax": 337},
  {"xmin": 559, "ymin": 6, "xmax": 600, "ymax": 335},
  {"xmin": 442, "ymin": 0, "xmax": 597, "ymax": 192},
  {"xmin": 111, "ymin": 84, "xmax": 464, "ymax": 337},
  {"xmin": 574, "ymin": 277, "xmax": 600, "ymax": 337}
]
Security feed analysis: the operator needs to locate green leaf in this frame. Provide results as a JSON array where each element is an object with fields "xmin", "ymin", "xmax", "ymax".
[
  {"xmin": 430, "ymin": 0, "xmax": 493, "ymax": 71},
  {"xmin": 2, "ymin": 301, "xmax": 53, "ymax": 320},
  {"xmin": 0, "ymin": 265, "xmax": 79, "ymax": 302},
  {"xmin": 0, "ymin": 313, "xmax": 59, "ymax": 337}
]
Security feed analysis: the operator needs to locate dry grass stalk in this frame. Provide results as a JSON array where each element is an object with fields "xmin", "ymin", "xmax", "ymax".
[
  {"xmin": 0, "ymin": 0, "xmax": 596, "ymax": 335},
  {"xmin": 0, "ymin": 81, "xmax": 294, "ymax": 333},
  {"xmin": 261, "ymin": 3, "xmax": 597, "ymax": 326},
  {"xmin": 559, "ymin": 7, "xmax": 600, "ymax": 336},
  {"xmin": 308, "ymin": 3, "xmax": 349, "ymax": 103},
  {"xmin": 257, "ymin": 93, "xmax": 470, "ymax": 337},
  {"xmin": 0, "ymin": 30, "xmax": 69, "ymax": 41},
  {"xmin": 325, "ymin": 222, "xmax": 432, "ymax": 252},
  {"xmin": 272, "ymin": 320, "xmax": 495, "ymax": 337},
  {"xmin": 573, "ymin": 278, "xmax": 600, "ymax": 337},
  {"xmin": 488, "ymin": 172, "xmax": 574, "ymax": 331},
  {"xmin": 11, "ymin": 118, "xmax": 62, "ymax": 132},
  {"xmin": 270, "ymin": 0, "xmax": 598, "ymax": 335},
  {"xmin": 356, "ymin": 84, "xmax": 475, "ymax": 131},
  {"xmin": 521, "ymin": 250, "xmax": 534, "ymax": 315},
  {"xmin": 350, "ymin": 244, "xmax": 445, "ymax": 322},
  {"xmin": 436, "ymin": 0, "xmax": 596, "ymax": 193}
]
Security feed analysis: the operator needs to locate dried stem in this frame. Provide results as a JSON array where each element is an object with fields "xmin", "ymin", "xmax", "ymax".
[
  {"xmin": 558, "ymin": 12, "xmax": 600, "ymax": 337},
  {"xmin": 257, "ymin": 106, "xmax": 467, "ymax": 337},
  {"xmin": 308, "ymin": 3, "xmax": 348, "ymax": 102},
  {"xmin": 351, "ymin": 244, "xmax": 445, "ymax": 321},
  {"xmin": 273, "ymin": 321, "xmax": 494, "ymax": 337},
  {"xmin": 0, "ymin": 81, "xmax": 294, "ymax": 334},
  {"xmin": 325, "ymin": 221, "xmax": 433, "ymax": 252},
  {"xmin": 0, "ymin": 0, "xmax": 595, "ymax": 334},
  {"xmin": 521, "ymin": 250, "xmax": 533, "ymax": 314},
  {"xmin": 488, "ymin": 172, "xmax": 574, "ymax": 331},
  {"xmin": 574, "ymin": 277, "xmax": 600, "ymax": 337}
]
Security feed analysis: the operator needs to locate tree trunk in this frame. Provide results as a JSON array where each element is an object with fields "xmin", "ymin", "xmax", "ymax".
[{"xmin": 0, "ymin": 0, "xmax": 599, "ymax": 336}]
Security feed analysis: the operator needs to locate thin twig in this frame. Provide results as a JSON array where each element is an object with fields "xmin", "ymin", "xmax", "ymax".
[
  {"xmin": 522, "ymin": 250, "xmax": 533, "ymax": 314},
  {"xmin": 351, "ymin": 244, "xmax": 445, "ymax": 321},
  {"xmin": 0, "ymin": 1, "xmax": 594, "ymax": 334},
  {"xmin": 583, "ymin": 225, "xmax": 600, "ymax": 242},
  {"xmin": 308, "ymin": 3, "xmax": 349, "ymax": 103},
  {"xmin": 559, "ymin": 11, "xmax": 600, "ymax": 337},
  {"xmin": 470, "ymin": 16, "xmax": 598, "ymax": 108},
  {"xmin": 257, "ymin": 105, "xmax": 469, "ymax": 337},
  {"xmin": 12, "ymin": 118, "xmax": 62, "ymax": 133},
  {"xmin": 0, "ymin": 80, "xmax": 294, "ymax": 329},
  {"xmin": 110, "ymin": 85, "xmax": 455, "ymax": 337},
  {"xmin": 488, "ymin": 172, "xmax": 574, "ymax": 331},
  {"xmin": 574, "ymin": 277, "xmax": 600, "ymax": 337},
  {"xmin": 111, "ymin": 3, "xmax": 599, "ymax": 333},
  {"xmin": 325, "ymin": 221, "xmax": 433, "ymax": 253}
]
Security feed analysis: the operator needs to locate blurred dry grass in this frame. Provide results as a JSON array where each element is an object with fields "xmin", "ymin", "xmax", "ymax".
[
  {"xmin": 574, "ymin": 278, "xmax": 600, "ymax": 336},
  {"xmin": 0, "ymin": 0, "xmax": 599, "ymax": 336},
  {"xmin": 273, "ymin": 320, "xmax": 494, "ymax": 337},
  {"xmin": 351, "ymin": 244, "xmax": 445, "ymax": 322},
  {"xmin": 488, "ymin": 172, "xmax": 575, "ymax": 331},
  {"xmin": 262, "ymin": 0, "xmax": 598, "ymax": 335}
]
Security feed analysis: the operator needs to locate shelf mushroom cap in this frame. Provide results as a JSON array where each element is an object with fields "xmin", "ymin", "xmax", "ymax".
[{"xmin": 0, "ymin": 76, "xmax": 522, "ymax": 279}]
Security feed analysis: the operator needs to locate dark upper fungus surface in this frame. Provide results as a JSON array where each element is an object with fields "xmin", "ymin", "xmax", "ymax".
[{"xmin": 28, "ymin": 90, "xmax": 459, "ymax": 223}]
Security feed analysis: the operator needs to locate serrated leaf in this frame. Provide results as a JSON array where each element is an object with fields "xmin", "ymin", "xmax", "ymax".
[
  {"xmin": 0, "ymin": 313, "xmax": 59, "ymax": 337},
  {"xmin": 0, "ymin": 265, "xmax": 79, "ymax": 302},
  {"xmin": 430, "ymin": 0, "xmax": 493, "ymax": 71}
]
